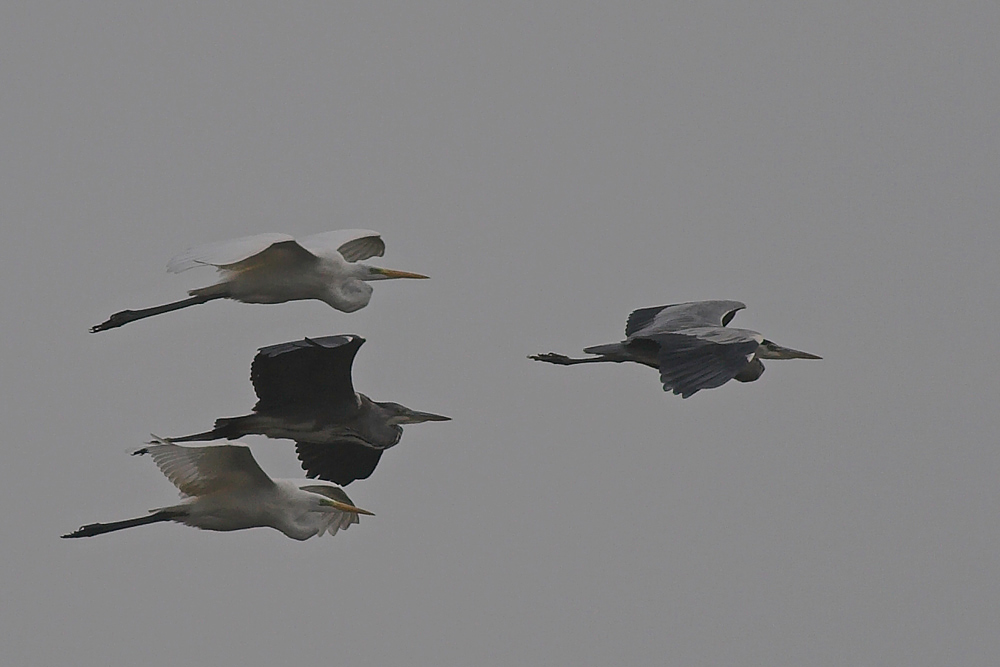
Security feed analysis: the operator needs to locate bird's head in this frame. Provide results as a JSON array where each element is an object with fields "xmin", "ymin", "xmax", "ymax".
[
  {"xmin": 355, "ymin": 263, "xmax": 429, "ymax": 282},
  {"xmin": 757, "ymin": 339, "xmax": 822, "ymax": 360},
  {"xmin": 317, "ymin": 496, "xmax": 375, "ymax": 516},
  {"xmin": 380, "ymin": 402, "xmax": 452, "ymax": 427},
  {"xmin": 326, "ymin": 263, "xmax": 429, "ymax": 312}
]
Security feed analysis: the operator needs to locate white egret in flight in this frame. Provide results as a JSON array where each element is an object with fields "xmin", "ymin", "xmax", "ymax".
[
  {"xmin": 62, "ymin": 437, "xmax": 373, "ymax": 540},
  {"xmin": 530, "ymin": 300, "xmax": 820, "ymax": 397},
  {"xmin": 91, "ymin": 230, "xmax": 428, "ymax": 332}
]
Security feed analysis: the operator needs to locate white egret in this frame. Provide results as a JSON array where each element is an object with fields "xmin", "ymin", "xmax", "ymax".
[
  {"xmin": 171, "ymin": 335, "xmax": 450, "ymax": 486},
  {"xmin": 91, "ymin": 230, "xmax": 428, "ymax": 332},
  {"xmin": 531, "ymin": 300, "xmax": 820, "ymax": 397},
  {"xmin": 62, "ymin": 437, "xmax": 373, "ymax": 540}
]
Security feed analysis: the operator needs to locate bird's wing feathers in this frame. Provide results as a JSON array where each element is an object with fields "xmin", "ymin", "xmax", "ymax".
[
  {"xmin": 166, "ymin": 233, "xmax": 297, "ymax": 273},
  {"xmin": 165, "ymin": 230, "xmax": 383, "ymax": 273},
  {"xmin": 296, "ymin": 440, "xmax": 384, "ymax": 486},
  {"xmin": 296, "ymin": 230, "xmax": 385, "ymax": 262},
  {"xmin": 625, "ymin": 305, "xmax": 675, "ymax": 336},
  {"xmin": 289, "ymin": 482, "xmax": 362, "ymax": 534},
  {"xmin": 629, "ymin": 300, "xmax": 747, "ymax": 337},
  {"xmin": 297, "ymin": 483, "xmax": 357, "ymax": 505},
  {"xmin": 251, "ymin": 335, "xmax": 364, "ymax": 410},
  {"xmin": 139, "ymin": 441, "xmax": 275, "ymax": 497},
  {"xmin": 652, "ymin": 328, "xmax": 761, "ymax": 397}
]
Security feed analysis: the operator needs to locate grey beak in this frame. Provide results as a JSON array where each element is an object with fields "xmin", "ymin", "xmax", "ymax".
[
  {"xmin": 402, "ymin": 410, "xmax": 452, "ymax": 424},
  {"xmin": 764, "ymin": 343, "xmax": 822, "ymax": 360}
]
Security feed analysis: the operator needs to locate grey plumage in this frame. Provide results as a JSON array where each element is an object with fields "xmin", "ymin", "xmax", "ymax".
[
  {"xmin": 530, "ymin": 300, "xmax": 820, "ymax": 397},
  {"xmin": 171, "ymin": 335, "xmax": 450, "ymax": 485}
]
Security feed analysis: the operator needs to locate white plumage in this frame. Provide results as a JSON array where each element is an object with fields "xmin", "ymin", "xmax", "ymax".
[
  {"xmin": 62, "ymin": 438, "xmax": 373, "ymax": 541},
  {"xmin": 92, "ymin": 229, "xmax": 427, "ymax": 331}
]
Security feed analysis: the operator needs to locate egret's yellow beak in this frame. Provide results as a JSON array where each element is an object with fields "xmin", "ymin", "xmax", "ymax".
[
  {"xmin": 372, "ymin": 267, "xmax": 429, "ymax": 280},
  {"xmin": 324, "ymin": 498, "xmax": 375, "ymax": 516}
]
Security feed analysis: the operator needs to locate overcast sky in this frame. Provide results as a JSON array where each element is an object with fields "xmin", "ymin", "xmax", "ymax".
[{"xmin": 3, "ymin": 2, "xmax": 999, "ymax": 666}]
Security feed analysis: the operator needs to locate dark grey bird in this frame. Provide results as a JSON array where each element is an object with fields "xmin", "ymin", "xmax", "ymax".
[
  {"xmin": 171, "ymin": 335, "xmax": 450, "ymax": 485},
  {"xmin": 529, "ymin": 300, "xmax": 820, "ymax": 398}
]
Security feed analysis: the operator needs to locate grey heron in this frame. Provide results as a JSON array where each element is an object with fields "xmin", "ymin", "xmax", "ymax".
[
  {"xmin": 171, "ymin": 335, "xmax": 451, "ymax": 485},
  {"xmin": 62, "ymin": 437, "xmax": 373, "ymax": 541},
  {"xmin": 91, "ymin": 230, "xmax": 428, "ymax": 332},
  {"xmin": 530, "ymin": 300, "xmax": 820, "ymax": 398}
]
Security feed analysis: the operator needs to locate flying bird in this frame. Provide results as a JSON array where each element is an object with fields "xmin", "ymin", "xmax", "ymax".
[
  {"xmin": 91, "ymin": 230, "xmax": 428, "ymax": 332},
  {"xmin": 530, "ymin": 300, "xmax": 820, "ymax": 398},
  {"xmin": 171, "ymin": 335, "xmax": 451, "ymax": 485},
  {"xmin": 62, "ymin": 437, "xmax": 373, "ymax": 541}
]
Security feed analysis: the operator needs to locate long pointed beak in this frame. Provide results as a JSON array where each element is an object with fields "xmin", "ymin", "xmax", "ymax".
[
  {"xmin": 372, "ymin": 267, "xmax": 429, "ymax": 280},
  {"xmin": 766, "ymin": 344, "xmax": 822, "ymax": 360},
  {"xmin": 328, "ymin": 499, "xmax": 375, "ymax": 516},
  {"xmin": 401, "ymin": 410, "xmax": 452, "ymax": 424}
]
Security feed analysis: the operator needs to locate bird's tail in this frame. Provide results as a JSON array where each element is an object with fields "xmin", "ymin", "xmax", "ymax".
[
  {"xmin": 90, "ymin": 293, "xmax": 224, "ymax": 333},
  {"xmin": 61, "ymin": 510, "xmax": 183, "ymax": 538}
]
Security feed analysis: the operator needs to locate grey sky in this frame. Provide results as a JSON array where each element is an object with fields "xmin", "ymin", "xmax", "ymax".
[{"xmin": 2, "ymin": 2, "xmax": 999, "ymax": 665}]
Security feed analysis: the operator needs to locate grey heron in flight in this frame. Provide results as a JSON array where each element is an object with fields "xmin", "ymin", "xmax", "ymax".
[
  {"xmin": 91, "ymin": 230, "xmax": 428, "ymax": 332},
  {"xmin": 171, "ymin": 335, "xmax": 451, "ymax": 485},
  {"xmin": 62, "ymin": 437, "xmax": 373, "ymax": 541},
  {"xmin": 530, "ymin": 300, "xmax": 820, "ymax": 398}
]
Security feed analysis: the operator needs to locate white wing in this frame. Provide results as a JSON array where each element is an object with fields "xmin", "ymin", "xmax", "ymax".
[
  {"xmin": 297, "ymin": 230, "xmax": 385, "ymax": 263},
  {"xmin": 293, "ymin": 481, "xmax": 363, "ymax": 535},
  {"xmin": 167, "ymin": 233, "xmax": 296, "ymax": 273},
  {"xmin": 139, "ymin": 439, "xmax": 275, "ymax": 497}
]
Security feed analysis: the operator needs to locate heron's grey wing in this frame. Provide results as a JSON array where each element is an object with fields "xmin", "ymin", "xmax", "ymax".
[
  {"xmin": 625, "ymin": 305, "xmax": 675, "ymax": 337},
  {"xmin": 250, "ymin": 335, "xmax": 365, "ymax": 411},
  {"xmin": 166, "ymin": 233, "xmax": 296, "ymax": 273},
  {"xmin": 295, "ymin": 440, "xmax": 384, "ymax": 486},
  {"xmin": 633, "ymin": 300, "xmax": 747, "ymax": 336},
  {"xmin": 140, "ymin": 441, "xmax": 275, "ymax": 496},
  {"xmin": 297, "ymin": 230, "xmax": 385, "ymax": 262},
  {"xmin": 651, "ymin": 327, "xmax": 761, "ymax": 397}
]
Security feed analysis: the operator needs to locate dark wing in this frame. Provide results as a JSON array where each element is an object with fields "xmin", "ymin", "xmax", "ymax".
[
  {"xmin": 625, "ymin": 305, "xmax": 675, "ymax": 337},
  {"xmin": 296, "ymin": 440, "xmax": 385, "ymax": 486},
  {"xmin": 629, "ymin": 300, "xmax": 747, "ymax": 337},
  {"xmin": 651, "ymin": 328, "xmax": 761, "ymax": 398},
  {"xmin": 251, "ymin": 335, "xmax": 365, "ymax": 411}
]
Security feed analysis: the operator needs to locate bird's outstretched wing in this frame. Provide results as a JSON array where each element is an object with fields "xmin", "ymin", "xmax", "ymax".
[
  {"xmin": 297, "ymin": 230, "xmax": 385, "ymax": 263},
  {"xmin": 625, "ymin": 304, "xmax": 676, "ymax": 336},
  {"xmin": 652, "ymin": 327, "xmax": 762, "ymax": 397},
  {"xmin": 627, "ymin": 300, "xmax": 747, "ymax": 337},
  {"xmin": 295, "ymin": 482, "xmax": 364, "ymax": 533},
  {"xmin": 136, "ymin": 438, "xmax": 275, "ymax": 497},
  {"xmin": 166, "ymin": 233, "xmax": 301, "ymax": 273},
  {"xmin": 296, "ymin": 440, "xmax": 384, "ymax": 486},
  {"xmin": 250, "ymin": 335, "xmax": 365, "ymax": 411}
]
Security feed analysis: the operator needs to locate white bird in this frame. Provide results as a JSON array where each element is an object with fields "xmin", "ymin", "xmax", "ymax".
[
  {"xmin": 91, "ymin": 230, "xmax": 428, "ymax": 332},
  {"xmin": 62, "ymin": 437, "xmax": 374, "ymax": 541}
]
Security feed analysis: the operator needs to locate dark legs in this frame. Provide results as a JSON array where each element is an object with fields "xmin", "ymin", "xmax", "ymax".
[
  {"xmin": 528, "ymin": 352, "xmax": 618, "ymax": 365},
  {"xmin": 90, "ymin": 294, "xmax": 219, "ymax": 332},
  {"xmin": 61, "ymin": 511, "xmax": 183, "ymax": 538}
]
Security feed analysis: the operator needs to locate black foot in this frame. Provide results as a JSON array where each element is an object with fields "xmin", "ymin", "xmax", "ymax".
[{"xmin": 528, "ymin": 352, "xmax": 576, "ymax": 365}]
